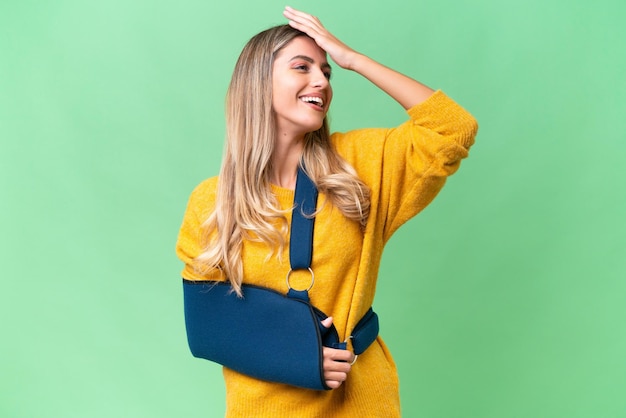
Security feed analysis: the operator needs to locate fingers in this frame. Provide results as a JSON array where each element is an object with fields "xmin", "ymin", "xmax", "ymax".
[
  {"xmin": 283, "ymin": 6, "xmax": 320, "ymax": 26},
  {"xmin": 319, "ymin": 316, "xmax": 356, "ymax": 389},
  {"xmin": 325, "ymin": 379, "xmax": 343, "ymax": 390},
  {"xmin": 282, "ymin": 6, "xmax": 357, "ymax": 70},
  {"xmin": 325, "ymin": 346, "xmax": 356, "ymax": 364},
  {"xmin": 322, "ymin": 346, "xmax": 356, "ymax": 389},
  {"xmin": 320, "ymin": 316, "xmax": 333, "ymax": 328},
  {"xmin": 283, "ymin": 6, "xmax": 325, "ymax": 37}
]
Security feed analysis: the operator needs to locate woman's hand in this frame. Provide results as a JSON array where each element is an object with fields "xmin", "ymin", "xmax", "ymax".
[
  {"xmin": 283, "ymin": 6, "xmax": 359, "ymax": 70},
  {"xmin": 320, "ymin": 317, "xmax": 355, "ymax": 389},
  {"xmin": 283, "ymin": 6, "xmax": 435, "ymax": 109}
]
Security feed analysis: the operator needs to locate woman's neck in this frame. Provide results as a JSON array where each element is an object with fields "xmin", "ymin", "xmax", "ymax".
[{"xmin": 271, "ymin": 134, "xmax": 304, "ymax": 189}]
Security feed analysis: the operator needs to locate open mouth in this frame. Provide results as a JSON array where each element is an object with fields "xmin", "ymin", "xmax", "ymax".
[{"xmin": 299, "ymin": 96, "xmax": 324, "ymax": 109}]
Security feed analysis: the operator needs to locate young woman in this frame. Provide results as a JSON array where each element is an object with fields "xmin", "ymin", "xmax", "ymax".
[{"xmin": 176, "ymin": 6, "xmax": 478, "ymax": 417}]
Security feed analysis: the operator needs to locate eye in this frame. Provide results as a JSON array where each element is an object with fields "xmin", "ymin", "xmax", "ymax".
[
  {"xmin": 294, "ymin": 64, "xmax": 309, "ymax": 72},
  {"xmin": 292, "ymin": 63, "xmax": 331, "ymax": 80}
]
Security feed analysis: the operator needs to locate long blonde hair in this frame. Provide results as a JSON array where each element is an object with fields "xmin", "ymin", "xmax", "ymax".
[{"xmin": 195, "ymin": 25, "xmax": 370, "ymax": 295}]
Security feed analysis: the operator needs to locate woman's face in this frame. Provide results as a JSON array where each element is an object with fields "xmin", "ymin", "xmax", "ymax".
[{"xmin": 271, "ymin": 36, "xmax": 333, "ymax": 139}]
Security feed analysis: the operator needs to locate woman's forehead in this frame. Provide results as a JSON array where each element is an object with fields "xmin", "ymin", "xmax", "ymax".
[{"xmin": 275, "ymin": 36, "xmax": 327, "ymax": 63}]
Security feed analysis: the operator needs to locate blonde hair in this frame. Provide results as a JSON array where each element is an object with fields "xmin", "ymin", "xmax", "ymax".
[{"xmin": 195, "ymin": 25, "xmax": 370, "ymax": 295}]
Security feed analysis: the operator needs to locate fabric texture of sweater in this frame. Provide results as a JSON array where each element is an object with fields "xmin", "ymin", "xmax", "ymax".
[{"xmin": 176, "ymin": 90, "xmax": 478, "ymax": 417}]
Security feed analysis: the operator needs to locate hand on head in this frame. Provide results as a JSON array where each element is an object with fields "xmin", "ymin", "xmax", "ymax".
[{"xmin": 283, "ymin": 6, "xmax": 359, "ymax": 70}]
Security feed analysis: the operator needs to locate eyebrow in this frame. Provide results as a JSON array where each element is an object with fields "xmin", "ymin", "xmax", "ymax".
[{"xmin": 288, "ymin": 55, "xmax": 332, "ymax": 71}]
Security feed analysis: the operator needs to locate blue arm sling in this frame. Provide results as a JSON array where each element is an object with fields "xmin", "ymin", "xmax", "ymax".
[{"xmin": 182, "ymin": 167, "xmax": 379, "ymax": 390}]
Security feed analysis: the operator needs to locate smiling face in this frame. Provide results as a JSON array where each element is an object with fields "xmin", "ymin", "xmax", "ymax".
[{"xmin": 271, "ymin": 36, "xmax": 333, "ymax": 140}]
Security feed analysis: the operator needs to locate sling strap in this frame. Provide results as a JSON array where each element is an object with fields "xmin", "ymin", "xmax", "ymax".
[
  {"xmin": 288, "ymin": 167, "xmax": 378, "ymax": 355},
  {"xmin": 290, "ymin": 166, "xmax": 318, "ymax": 270}
]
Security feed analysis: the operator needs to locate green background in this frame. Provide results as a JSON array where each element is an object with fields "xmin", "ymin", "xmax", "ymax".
[{"xmin": 1, "ymin": 0, "xmax": 625, "ymax": 417}]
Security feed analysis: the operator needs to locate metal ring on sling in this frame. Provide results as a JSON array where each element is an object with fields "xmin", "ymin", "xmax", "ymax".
[
  {"xmin": 344, "ymin": 335, "xmax": 358, "ymax": 365},
  {"xmin": 285, "ymin": 267, "xmax": 315, "ymax": 292}
]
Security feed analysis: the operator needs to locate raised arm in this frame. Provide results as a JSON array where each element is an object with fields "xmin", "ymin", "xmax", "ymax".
[{"xmin": 283, "ymin": 6, "xmax": 435, "ymax": 109}]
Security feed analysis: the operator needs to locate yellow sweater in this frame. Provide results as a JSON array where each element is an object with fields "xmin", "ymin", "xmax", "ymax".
[{"xmin": 176, "ymin": 91, "xmax": 478, "ymax": 417}]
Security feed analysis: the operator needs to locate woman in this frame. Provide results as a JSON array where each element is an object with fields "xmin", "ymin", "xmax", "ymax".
[{"xmin": 176, "ymin": 6, "xmax": 478, "ymax": 417}]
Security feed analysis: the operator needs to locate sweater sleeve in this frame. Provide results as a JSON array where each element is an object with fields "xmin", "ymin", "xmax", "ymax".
[
  {"xmin": 331, "ymin": 90, "xmax": 478, "ymax": 242},
  {"xmin": 175, "ymin": 177, "xmax": 222, "ymax": 281}
]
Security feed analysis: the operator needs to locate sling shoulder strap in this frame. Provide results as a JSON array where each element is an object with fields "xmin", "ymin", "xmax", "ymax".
[
  {"xmin": 289, "ymin": 166, "xmax": 318, "ymax": 271},
  {"xmin": 286, "ymin": 166, "xmax": 378, "ymax": 355}
]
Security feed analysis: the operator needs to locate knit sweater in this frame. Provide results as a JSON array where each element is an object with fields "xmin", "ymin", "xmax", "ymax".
[{"xmin": 176, "ymin": 90, "xmax": 478, "ymax": 417}]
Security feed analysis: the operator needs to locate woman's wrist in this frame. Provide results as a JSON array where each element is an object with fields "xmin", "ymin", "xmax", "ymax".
[{"xmin": 346, "ymin": 52, "xmax": 372, "ymax": 73}]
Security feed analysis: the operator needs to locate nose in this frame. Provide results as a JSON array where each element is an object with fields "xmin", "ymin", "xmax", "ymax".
[{"xmin": 310, "ymin": 67, "xmax": 330, "ymax": 89}]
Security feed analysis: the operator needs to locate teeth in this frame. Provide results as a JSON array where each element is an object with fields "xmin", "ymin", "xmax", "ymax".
[{"xmin": 300, "ymin": 96, "xmax": 324, "ymax": 107}]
